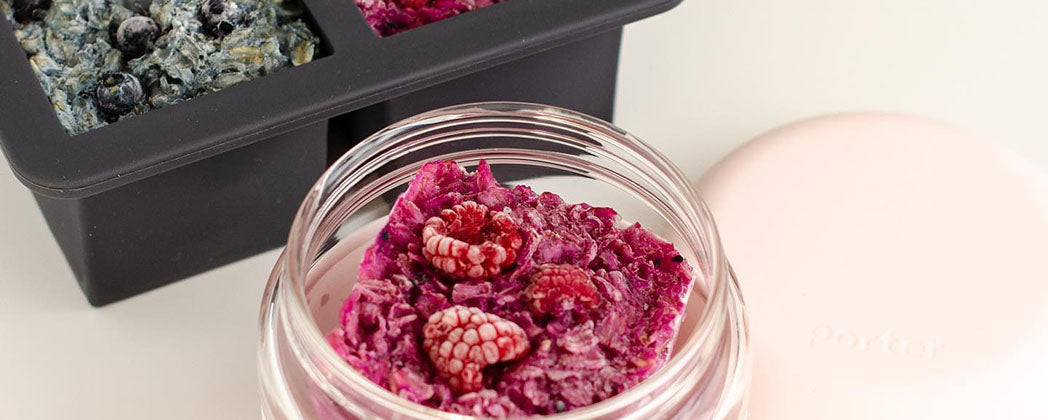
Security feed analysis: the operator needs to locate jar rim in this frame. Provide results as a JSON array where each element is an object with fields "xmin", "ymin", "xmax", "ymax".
[{"xmin": 275, "ymin": 102, "xmax": 741, "ymax": 419}]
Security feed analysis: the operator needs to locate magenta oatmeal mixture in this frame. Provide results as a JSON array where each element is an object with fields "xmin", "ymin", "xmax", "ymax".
[
  {"xmin": 326, "ymin": 160, "xmax": 694, "ymax": 417},
  {"xmin": 355, "ymin": 0, "xmax": 504, "ymax": 37}
]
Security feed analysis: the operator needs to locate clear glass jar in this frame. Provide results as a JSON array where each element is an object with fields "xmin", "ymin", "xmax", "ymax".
[{"xmin": 258, "ymin": 102, "xmax": 750, "ymax": 420}]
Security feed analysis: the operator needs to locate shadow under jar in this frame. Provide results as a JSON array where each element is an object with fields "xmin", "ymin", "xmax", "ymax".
[{"xmin": 258, "ymin": 103, "xmax": 750, "ymax": 419}]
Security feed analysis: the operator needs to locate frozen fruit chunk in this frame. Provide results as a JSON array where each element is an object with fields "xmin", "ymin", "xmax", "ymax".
[
  {"xmin": 524, "ymin": 264, "xmax": 601, "ymax": 314},
  {"xmin": 423, "ymin": 306, "xmax": 529, "ymax": 393},
  {"xmin": 94, "ymin": 72, "xmax": 145, "ymax": 120},
  {"xmin": 115, "ymin": 16, "xmax": 160, "ymax": 58},
  {"xmin": 11, "ymin": 0, "xmax": 50, "ymax": 23},
  {"xmin": 199, "ymin": 0, "xmax": 244, "ymax": 38},
  {"xmin": 422, "ymin": 201, "xmax": 523, "ymax": 279}
]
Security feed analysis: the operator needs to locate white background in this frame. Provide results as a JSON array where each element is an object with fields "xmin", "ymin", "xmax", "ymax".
[{"xmin": 2, "ymin": 1, "xmax": 1047, "ymax": 418}]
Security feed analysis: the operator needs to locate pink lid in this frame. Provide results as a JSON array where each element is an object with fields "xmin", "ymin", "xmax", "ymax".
[{"xmin": 698, "ymin": 113, "xmax": 1048, "ymax": 419}]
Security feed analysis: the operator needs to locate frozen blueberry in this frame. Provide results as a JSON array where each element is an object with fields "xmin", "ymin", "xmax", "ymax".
[
  {"xmin": 199, "ymin": 0, "xmax": 243, "ymax": 38},
  {"xmin": 94, "ymin": 72, "xmax": 146, "ymax": 120},
  {"xmin": 116, "ymin": 16, "xmax": 160, "ymax": 59},
  {"xmin": 11, "ymin": 0, "xmax": 52, "ymax": 23}
]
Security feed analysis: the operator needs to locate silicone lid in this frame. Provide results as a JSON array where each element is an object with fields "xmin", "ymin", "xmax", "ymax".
[{"xmin": 698, "ymin": 113, "xmax": 1048, "ymax": 419}]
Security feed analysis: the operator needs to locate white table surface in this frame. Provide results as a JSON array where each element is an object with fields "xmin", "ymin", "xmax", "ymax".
[{"xmin": 2, "ymin": 1, "xmax": 1047, "ymax": 419}]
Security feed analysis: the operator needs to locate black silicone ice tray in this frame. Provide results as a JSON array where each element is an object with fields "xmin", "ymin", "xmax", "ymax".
[{"xmin": 0, "ymin": 0, "xmax": 682, "ymax": 306}]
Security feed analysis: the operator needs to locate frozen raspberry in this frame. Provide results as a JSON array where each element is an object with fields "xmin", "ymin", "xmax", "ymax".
[
  {"xmin": 422, "ymin": 201, "xmax": 523, "ymax": 279},
  {"xmin": 525, "ymin": 264, "xmax": 601, "ymax": 314},
  {"xmin": 423, "ymin": 306, "xmax": 530, "ymax": 393}
]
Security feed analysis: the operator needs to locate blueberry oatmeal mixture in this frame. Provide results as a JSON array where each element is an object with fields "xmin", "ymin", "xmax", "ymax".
[
  {"xmin": 1, "ymin": 0, "xmax": 319, "ymax": 135},
  {"xmin": 327, "ymin": 160, "xmax": 694, "ymax": 417},
  {"xmin": 356, "ymin": 0, "xmax": 503, "ymax": 37}
]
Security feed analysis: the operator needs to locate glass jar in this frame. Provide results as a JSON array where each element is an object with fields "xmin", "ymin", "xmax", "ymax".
[{"xmin": 258, "ymin": 102, "xmax": 750, "ymax": 419}]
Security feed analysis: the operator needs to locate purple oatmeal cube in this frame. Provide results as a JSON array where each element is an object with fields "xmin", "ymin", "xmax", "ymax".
[
  {"xmin": 355, "ymin": 0, "xmax": 501, "ymax": 37},
  {"xmin": 326, "ymin": 160, "xmax": 694, "ymax": 417}
]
